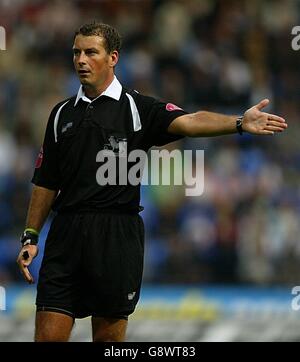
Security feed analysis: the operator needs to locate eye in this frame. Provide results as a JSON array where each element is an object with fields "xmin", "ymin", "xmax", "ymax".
[{"xmin": 73, "ymin": 49, "xmax": 80, "ymax": 56}]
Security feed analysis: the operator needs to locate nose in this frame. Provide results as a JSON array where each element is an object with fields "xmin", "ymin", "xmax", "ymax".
[{"xmin": 77, "ymin": 51, "xmax": 87, "ymax": 66}]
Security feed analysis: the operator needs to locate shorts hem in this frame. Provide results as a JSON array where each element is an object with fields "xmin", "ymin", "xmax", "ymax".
[
  {"xmin": 36, "ymin": 304, "xmax": 130, "ymax": 320},
  {"xmin": 92, "ymin": 313, "xmax": 129, "ymax": 321},
  {"xmin": 36, "ymin": 305, "xmax": 75, "ymax": 318}
]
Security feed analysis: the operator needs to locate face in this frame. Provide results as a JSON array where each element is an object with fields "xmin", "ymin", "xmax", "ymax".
[{"xmin": 73, "ymin": 35, "xmax": 118, "ymax": 94}]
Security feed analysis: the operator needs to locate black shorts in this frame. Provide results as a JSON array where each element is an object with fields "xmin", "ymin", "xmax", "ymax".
[{"xmin": 36, "ymin": 211, "xmax": 144, "ymax": 319}]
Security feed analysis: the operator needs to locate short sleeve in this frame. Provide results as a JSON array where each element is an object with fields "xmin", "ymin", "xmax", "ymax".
[
  {"xmin": 31, "ymin": 105, "xmax": 60, "ymax": 190},
  {"xmin": 137, "ymin": 94, "xmax": 188, "ymax": 147}
]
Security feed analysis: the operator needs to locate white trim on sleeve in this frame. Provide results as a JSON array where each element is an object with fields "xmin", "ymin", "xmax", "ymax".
[
  {"xmin": 53, "ymin": 100, "xmax": 70, "ymax": 142},
  {"xmin": 126, "ymin": 93, "xmax": 142, "ymax": 132}
]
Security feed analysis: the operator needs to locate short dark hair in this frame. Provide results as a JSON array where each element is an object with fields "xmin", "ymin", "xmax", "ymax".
[{"xmin": 74, "ymin": 21, "xmax": 121, "ymax": 54}]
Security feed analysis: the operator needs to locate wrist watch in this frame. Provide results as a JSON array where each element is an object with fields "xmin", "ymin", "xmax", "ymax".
[
  {"xmin": 20, "ymin": 230, "xmax": 39, "ymax": 246},
  {"xmin": 236, "ymin": 116, "xmax": 244, "ymax": 135}
]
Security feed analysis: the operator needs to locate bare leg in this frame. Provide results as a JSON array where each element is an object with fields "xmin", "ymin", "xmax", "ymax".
[
  {"xmin": 92, "ymin": 317, "xmax": 128, "ymax": 342},
  {"xmin": 35, "ymin": 311, "xmax": 74, "ymax": 342}
]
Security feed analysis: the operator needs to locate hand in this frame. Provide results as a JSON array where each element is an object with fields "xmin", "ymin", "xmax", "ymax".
[
  {"xmin": 16, "ymin": 244, "xmax": 39, "ymax": 284},
  {"xmin": 243, "ymin": 99, "xmax": 287, "ymax": 135}
]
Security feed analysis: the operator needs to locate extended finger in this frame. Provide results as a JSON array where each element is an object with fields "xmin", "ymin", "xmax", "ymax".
[
  {"xmin": 266, "ymin": 120, "xmax": 288, "ymax": 128},
  {"xmin": 264, "ymin": 126, "xmax": 285, "ymax": 132},
  {"xmin": 266, "ymin": 114, "xmax": 286, "ymax": 123},
  {"xmin": 255, "ymin": 99, "xmax": 270, "ymax": 111},
  {"xmin": 264, "ymin": 122, "xmax": 287, "ymax": 130},
  {"xmin": 260, "ymin": 130, "xmax": 274, "ymax": 135},
  {"xmin": 22, "ymin": 267, "xmax": 34, "ymax": 284},
  {"xmin": 18, "ymin": 261, "xmax": 33, "ymax": 284}
]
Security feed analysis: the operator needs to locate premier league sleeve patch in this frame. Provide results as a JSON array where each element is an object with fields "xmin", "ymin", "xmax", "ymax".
[
  {"xmin": 166, "ymin": 103, "xmax": 183, "ymax": 111},
  {"xmin": 35, "ymin": 146, "xmax": 44, "ymax": 169}
]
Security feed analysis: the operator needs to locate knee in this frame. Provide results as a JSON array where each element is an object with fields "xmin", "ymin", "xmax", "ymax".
[
  {"xmin": 93, "ymin": 330, "xmax": 125, "ymax": 342},
  {"xmin": 93, "ymin": 334, "xmax": 122, "ymax": 342},
  {"xmin": 35, "ymin": 311, "xmax": 73, "ymax": 342},
  {"xmin": 92, "ymin": 317, "xmax": 127, "ymax": 342},
  {"xmin": 35, "ymin": 330, "xmax": 70, "ymax": 342}
]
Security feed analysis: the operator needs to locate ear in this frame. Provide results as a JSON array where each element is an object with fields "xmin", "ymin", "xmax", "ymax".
[{"xmin": 109, "ymin": 50, "xmax": 119, "ymax": 68}]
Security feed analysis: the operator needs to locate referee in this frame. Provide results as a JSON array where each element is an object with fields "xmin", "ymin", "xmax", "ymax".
[{"xmin": 16, "ymin": 22, "xmax": 287, "ymax": 342}]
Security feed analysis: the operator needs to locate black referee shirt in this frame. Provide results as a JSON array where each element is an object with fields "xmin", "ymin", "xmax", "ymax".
[{"xmin": 32, "ymin": 77, "xmax": 187, "ymax": 213}]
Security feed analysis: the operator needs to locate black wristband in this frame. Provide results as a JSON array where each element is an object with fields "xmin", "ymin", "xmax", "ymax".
[
  {"xmin": 236, "ymin": 116, "xmax": 244, "ymax": 135},
  {"xmin": 20, "ymin": 231, "xmax": 39, "ymax": 246}
]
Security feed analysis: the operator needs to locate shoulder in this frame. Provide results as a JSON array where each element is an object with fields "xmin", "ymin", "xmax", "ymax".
[
  {"xmin": 123, "ymin": 88, "xmax": 185, "ymax": 111},
  {"xmin": 49, "ymin": 96, "xmax": 77, "ymax": 119},
  {"xmin": 122, "ymin": 87, "xmax": 160, "ymax": 111}
]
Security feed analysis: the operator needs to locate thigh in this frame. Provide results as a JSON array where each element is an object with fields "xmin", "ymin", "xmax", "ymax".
[
  {"xmin": 91, "ymin": 316, "xmax": 128, "ymax": 342},
  {"xmin": 37, "ymin": 213, "xmax": 83, "ymax": 315},
  {"xmin": 35, "ymin": 311, "xmax": 74, "ymax": 342},
  {"xmin": 83, "ymin": 213, "xmax": 145, "ymax": 316}
]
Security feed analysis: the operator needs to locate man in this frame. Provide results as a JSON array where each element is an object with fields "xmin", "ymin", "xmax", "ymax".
[{"xmin": 16, "ymin": 22, "xmax": 287, "ymax": 342}]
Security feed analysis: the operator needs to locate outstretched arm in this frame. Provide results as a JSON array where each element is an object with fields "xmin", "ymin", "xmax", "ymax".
[
  {"xmin": 168, "ymin": 99, "xmax": 287, "ymax": 137},
  {"xmin": 16, "ymin": 185, "xmax": 57, "ymax": 284}
]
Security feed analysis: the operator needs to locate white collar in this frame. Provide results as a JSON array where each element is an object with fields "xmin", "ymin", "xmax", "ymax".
[{"xmin": 74, "ymin": 76, "xmax": 122, "ymax": 106}]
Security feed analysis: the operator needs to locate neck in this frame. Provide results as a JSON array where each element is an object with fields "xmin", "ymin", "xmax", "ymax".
[{"xmin": 83, "ymin": 73, "xmax": 115, "ymax": 98}]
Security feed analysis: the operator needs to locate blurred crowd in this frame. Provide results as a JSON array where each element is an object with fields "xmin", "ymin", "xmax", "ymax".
[{"xmin": 0, "ymin": 0, "xmax": 300, "ymax": 286}]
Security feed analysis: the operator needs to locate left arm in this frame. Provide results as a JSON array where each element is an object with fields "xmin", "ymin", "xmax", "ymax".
[{"xmin": 168, "ymin": 99, "xmax": 287, "ymax": 137}]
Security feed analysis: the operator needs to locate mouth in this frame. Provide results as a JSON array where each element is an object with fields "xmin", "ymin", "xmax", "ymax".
[{"xmin": 78, "ymin": 70, "xmax": 91, "ymax": 76}]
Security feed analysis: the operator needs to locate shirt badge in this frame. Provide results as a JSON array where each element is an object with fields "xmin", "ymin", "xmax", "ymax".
[
  {"xmin": 166, "ymin": 103, "xmax": 183, "ymax": 111},
  {"xmin": 103, "ymin": 136, "xmax": 127, "ymax": 157},
  {"xmin": 35, "ymin": 146, "xmax": 43, "ymax": 169}
]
